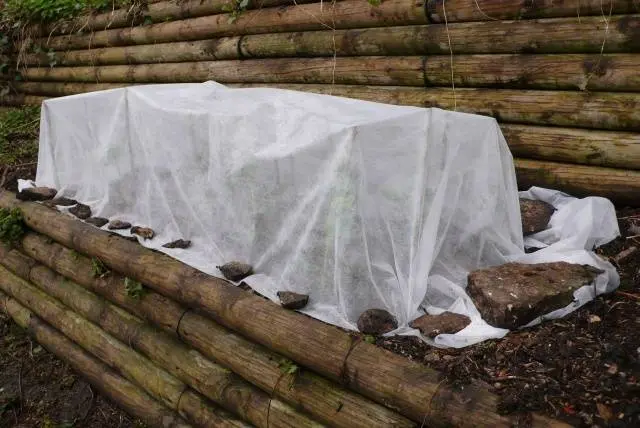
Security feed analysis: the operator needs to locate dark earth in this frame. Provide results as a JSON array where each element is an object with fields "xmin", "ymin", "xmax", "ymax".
[{"xmin": 0, "ymin": 110, "xmax": 639, "ymax": 427}]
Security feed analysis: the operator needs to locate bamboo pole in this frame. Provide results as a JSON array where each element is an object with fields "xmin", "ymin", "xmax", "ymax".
[
  {"xmin": 11, "ymin": 232, "xmax": 421, "ymax": 428},
  {"xmin": 20, "ymin": 54, "xmax": 640, "ymax": 91},
  {"xmin": 38, "ymin": 0, "xmax": 427, "ymax": 50},
  {"xmin": 15, "ymin": 81, "xmax": 640, "ymax": 133},
  {"xmin": 37, "ymin": 0, "xmax": 320, "ymax": 36},
  {"xmin": 22, "ymin": 16, "xmax": 640, "ymax": 67},
  {"xmin": 0, "ymin": 93, "xmax": 47, "ymax": 106},
  {"xmin": 0, "ymin": 264, "xmax": 250, "ymax": 428},
  {"xmin": 0, "ymin": 246, "xmax": 329, "ymax": 428},
  {"xmin": 0, "ymin": 192, "xmax": 570, "ymax": 426},
  {"xmin": 515, "ymin": 158, "xmax": 640, "ymax": 207},
  {"xmin": 0, "ymin": 291, "xmax": 193, "ymax": 428},
  {"xmin": 425, "ymin": 0, "xmax": 640, "ymax": 23}
]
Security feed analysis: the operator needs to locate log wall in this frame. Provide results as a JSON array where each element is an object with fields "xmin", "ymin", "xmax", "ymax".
[{"xmin": 1, "ymin": 0, "xmax": 639, "ymax": 204}]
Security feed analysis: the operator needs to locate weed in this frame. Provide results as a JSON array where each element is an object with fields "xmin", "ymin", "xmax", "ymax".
[
  {"xmin": 0, "ymin": 207, "xmax": 25, "ymax": 245},
  {"xmin": 363, "ymin": 334, "xmax": 376, "ymax": 344},
  {"xmin": 278, "ymin": 358, "xmax": 299, "ymax": 375},
  {"xmin": 124, "ymin": 277, "xmax": 146, "ymax": 299},
  {"xmin": 222, "ymin": 0, "xmax": 250, "ymax": 23},
  {"xmin": 0, "ymin": 106, "xmax": 40, "ymax": 166},
  {"xmin": 367, "ymin": 0, "xmax": 382, "ymax": 5},
  {"xmin": 90, "ymin": 257, "xmax": 109, "ymax": 278}
]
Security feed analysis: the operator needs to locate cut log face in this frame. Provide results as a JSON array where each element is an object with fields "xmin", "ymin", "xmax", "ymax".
[
  {"xmin": 520, "ymin": 199, "xmax": 555, "ymax": 236},
  {"xmin": 357, "ymin": 309, "xmax": 398, "ymax": 335},
  {"xmin": 409, "ymin": 312, "xmax": 471, "ymax": 338},
  {"xmin": 467, "ymin": 262, "xmax": 603, "ymax": 329},
  {"xmin": 16, "ymin": 187, "xmax": 57, "ymax": 201}
]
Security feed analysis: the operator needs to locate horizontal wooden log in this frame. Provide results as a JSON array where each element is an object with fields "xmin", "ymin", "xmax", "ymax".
[
  {"xmin": 0, "ymin": 192, "xmax": 570, "ymax": 427},
  {"xmin": 0, "ymin": 264, "xmax": 248, "ymax": 428},
  {"xmin": 21, "ymin": 16, "xmax": 640, "ymax": 67},
  {"xmin": 0, "ymin": 290, "xmax": 193, "ymax": 428},
  {"xmin": 15, "ymin": 81, "xmax": 640, "ymax": 132},
  {"xmin": 21, "ymin": 54, "xmax": 640, "ymax": 91},
  {"xmin": 38, "ymin": 0, "xmax": 427, "ymax": 50},
  {"xmin": 426, "ymin": 0, "xmax": 640, "ymax": 23},
  {"xmin": 515, "ymin": 158, "xmax": 640, "ymax": 206},
  {"xmin": 15, "ymin": 231, "xmax": 420, "ymax": 428},
  {"xmin": 0, "ymin": 93, "xmax": 47, "ymax": 106},
  {"xmin": 0, "ymin": 245, "xmax": 323, "ymax": 428},
  {"xmin": 38, "ymin": 0, "xmax": 320, "ymax": 36}
]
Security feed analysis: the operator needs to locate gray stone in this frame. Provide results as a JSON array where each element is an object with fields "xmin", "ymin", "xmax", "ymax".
[
  {"xmin": 357, "ymin": 309, "xmax": 398, "ymax": 335},
  {"xmin": 69, "ymin": 203, "xmax": 91, "ymax": 219},
  {"xmin": 277, "ymin": 291, "xmax": 309, "ymax": 310},
  {"xmin": 409, "ymin": 312, "xmax": 471, "ymax": 338},
  {"xmin": 108, "ymin": 220, "xmax": 132, "ymax": 230},
  {"xmin": 162, "ymin": 239, "xmax": 191, "ymax": 249},
  {"xmin": 217, "ymin": 261, "xmax": 253, "ymax": 282},
  {"xmin": 50, "ymin": 197, "xmax": 77, "ymax": 206},
  {"xmin": 131, "ymin": 226, "xmax": 155, "ymax": 240},
  {"xmin": 85, "ymin": 217, "xmax": 108, "ymax": 228},
  {"xmin": 520, "ymin": 198, "xmax": 555, "ymax": 236},
  {"xmin": 16, "ymin": 187, "xmax": 57, "ymax": 201},
  {"xmin": 467, "ymin": 262, "xmax": 603, "ymax": 329}
]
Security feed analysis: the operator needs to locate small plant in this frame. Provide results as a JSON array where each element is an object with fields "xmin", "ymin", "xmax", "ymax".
[
  {"xmin": 90, "ymin": 257, "xmax": 109, "ymax": 278},
  {"xmin": 124, "ymin": 277, "xmax": 146, "ymax": 299},
  {"xmin": 367, "ymin": 0, "xmax": 381, "ymax": 5},
  {"xmin": 0, "ymin": 207, "xmax": 26, "ymax": 245},
  {"xmin": 363, "ymin": 334, "xmax": 376, "ymax": 344},
  {"xmin": 278, "ymin": 358, "xmax": 299, "ymax": 375},
  {"xmin": 222, "ymin": 0, "xmax": 250, "ymax": 23},
  {"xmin": 70, "ymin": 249, "xmax": 79, "ymax": 260}
]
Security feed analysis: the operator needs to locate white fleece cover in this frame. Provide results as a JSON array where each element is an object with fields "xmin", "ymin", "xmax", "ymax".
[{"xmin": 31, "ymin": 82, "xmax": 620, "ymax": 348}]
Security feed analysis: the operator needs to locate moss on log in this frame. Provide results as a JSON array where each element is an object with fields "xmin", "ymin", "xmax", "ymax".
[{"xmin": 0, "ymin": 291, "xmax": 193, "ymax": 428}]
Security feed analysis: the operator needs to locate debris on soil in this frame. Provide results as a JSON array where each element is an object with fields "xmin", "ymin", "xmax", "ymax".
[
  {"xmin": 277, "ymin": 291, "xmax": 309, "ymax": 310},
  {"xmin": 520, "ymin": 198, "xmax": 555, "ymax": 236},
  {"xmin": 130, "ymin": 226, "xmax": 155, "ymax": 240},
  {"xmin": 85, "ymin": 217, "xmax": 109, "ymax": 228},
  {"xmin": 16, "ymin": 186, "xmax": 57, "ymax": 202},
  {"xmin": 409, "ymin": 312, "xmax": 471, "ymax": 338},
  {"xmin": 467, "ymin": 262, "xmax": 603, "ymax": 329},
  {"xmin": 107, "ymin": 220, "xmax": 131, "ymax": 230},
  {"xmin": 162, "ymin": 239, "xmax": 191, "ymax": 249},
  {"xmin": 217, "ymin": 261, "xmax": 253, "ymax": 282},
  {"xmin": 68, "ymin": 203, "xmax": 91, "ymax": 220},
  {"xmin": 357, "ymin": 309, "xmax": 398, "ymax": 335}
]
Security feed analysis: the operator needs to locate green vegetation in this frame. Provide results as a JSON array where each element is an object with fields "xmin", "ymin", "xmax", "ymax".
[
  {"xmin": 0, "ymin": 106, "xmax": 40, "ymax": 166},
  {"xmin": 1, "ymin": 0, "xmax": 129, "ymax": 24},
  {"xmin": 124, "ymin": 277, "xmax": 146, "ymax": 299},
  {"xmin": 90, "ymin": 257, "xmax": 110, "ymax": 278},
  {"xmin": 0, "ymin": 207, "xmax": 26, "ymax": 245}
]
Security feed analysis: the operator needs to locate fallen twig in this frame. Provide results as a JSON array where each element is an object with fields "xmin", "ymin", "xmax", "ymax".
[
  {"xmin": 611, "ymin": 246, "xmax": 638, "ymax": 266},
  {"xmin": 615, "ymin": 290, "xmax": 640, "ymax": 301}
]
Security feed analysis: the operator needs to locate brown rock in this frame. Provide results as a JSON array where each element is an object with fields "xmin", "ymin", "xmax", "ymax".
[
  {"xmin": 108, "ymin": 220, "xmax": 132, "ymax": 230},
  {"xmin": 467, "ymin": 262, "xmax": 603, "ymax": 329},
  {"xmin": 409, "ymin": 312, "xmax": 471, "ymax": 338},
  {"xmin": 217, "ymin": 261, "xmax": 253, "ymax": 282},
  {"xmin": 277, "ymin": 291, "xmax": 309, "ymax": 310},
  {"xmin": 85, "ymin": 217, "xmax": 108, "ymax": 228},
  {"xmin": 131, "ymin": 226, "xmax": 155, "ymax": 240},
  {"xmin": 68, "ymin": 203, "xmax": 91, "ymax": 219},
  {"xmin": 162, "ymin": 239, "xmax": 191, "ymax": 249},
  {"xmin": 357, "ymin": 309, "xmax": 398, "ymax": 335},
  {"xmin": 16, "ymin": 187, "xmax": 57, "ymax": 201},
  {"xmin": 51, "ymin": 197, "xmax": 77, "ymax": 206},
  {"xmin": 520, "ymin": 198, "xmax": 555, "ymax": 236}
]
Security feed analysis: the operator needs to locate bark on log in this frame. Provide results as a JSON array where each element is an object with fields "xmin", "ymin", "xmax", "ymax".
[
  {"xmin": 13, "ymin": 233, "xmax": 417, "ymax": 428},
  {"xmin": 16, "ymin": 81, "xmax": 640, "ymax": 133},
  {"xmin": 0, "ymin": 93, "xmax": 47, "ymax": 106},
  {"xmin": 36, "ymin": 0, "xmax": 320, "ymax": 36},
  {"xmin": 38, "ymin": 0, "xmax": 427, "ymax": 50},
  {"xmin": 426, "ymin": 0, "xmax": 640, "ymax": 23},
  {"xmin": 0, "ymin": 291, "xmax": 193, "ymax": 428},
  {"xmin": 22, "ymin": 15, "xmax": 640, "ymax": 67},
  {"xmin": 0, "ymin": 245, "xmax": 327, "ymax": 428},
  {"xmin": 0, "ymin": 264, "xmax": 249, "ymax": 428},
  {"xmin": 515, "ymin": 158, "xmax": 640, "ymax": 207},
  {"xmin": 21, "ymin": 54, "xmax": 640, "ymax": 91},
  {"xmin": 0, "ymin": 191, "xmax": 570, "ymax": 426}
]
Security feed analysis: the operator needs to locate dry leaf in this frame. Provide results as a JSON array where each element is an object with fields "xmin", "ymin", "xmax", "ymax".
[
  {"xmin": 588, "ymin": 314, "xmax": 602, "ymax": 323},
  {"xmin": 596, "ymin": 402, "xmax": 614, "ymax": 422}
]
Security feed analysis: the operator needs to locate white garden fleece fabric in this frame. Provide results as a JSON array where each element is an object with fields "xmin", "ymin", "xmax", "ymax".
[{"xmin": 30, "ymin": 82, "xmax": 620, "ymax": 348}]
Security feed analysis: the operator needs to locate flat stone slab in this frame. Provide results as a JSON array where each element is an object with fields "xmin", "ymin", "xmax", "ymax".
[
  {"xmin": 357, "ymin": 309, "xmax": 398, "ymax": 335},
  {"xmin": 520, "ymin": 198, "xmax": 555, "ymax": 236},
  {"xmin": 467, "ymin": 262, "xmax": 603, "ymax": 329},
  {"xmin": 409, "ymin": 312, "xmax": 471, "ymax": 338},
  {"xmin": 277, "ymin": 291, "xmax": 309, "ymax": 310},
  {"xmin": 16, "ymin": 187, "xmax": 57, "ymax": 201},
  {"xmin": 108, "ymin": 220, "xmax": 131, "ymax": 230},
  {"xmin": 217, "ymin": 261, "xmax": 253, "ymax": 282},
  {"xmin": 162, "ymin": 239, "xmax": 192, "ymax": 249},
  {"xmin": 85, "ymin": 217, "xmax": 108, "ymax": 227},
  {"xmin": 69, "ymin": 203, "xmax": 91, "ymax": 219},
  {"xmin": 131, "ymin": 226, "xmax": 155, "ymax": 240}
]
